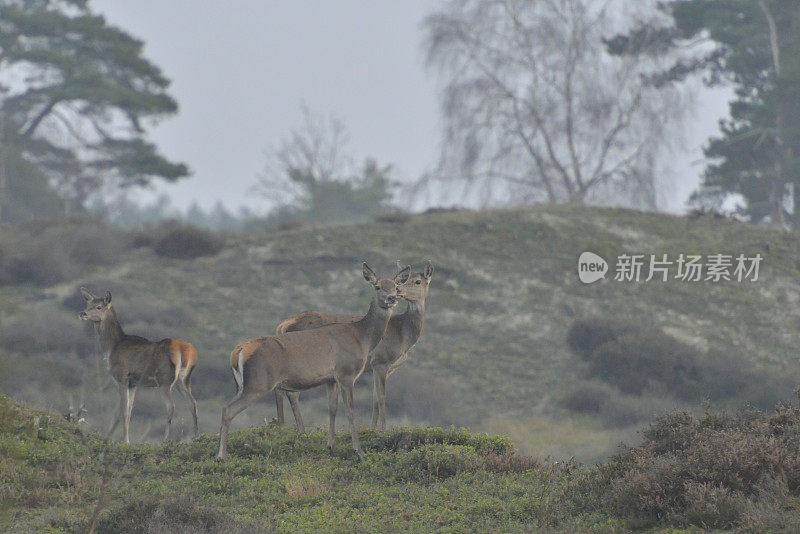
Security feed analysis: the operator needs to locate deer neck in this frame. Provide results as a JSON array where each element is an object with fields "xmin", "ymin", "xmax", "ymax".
[
  {"xmin": 94, "ymin": 308, "xmax": 125, "ymax": 359},
  {"xmin": 354, "ymin": 297, "xmax": 392, "ymax": 354},
  {"xmin": 398, "ymin": 298, "xmax": 426, "ymax": 350}
]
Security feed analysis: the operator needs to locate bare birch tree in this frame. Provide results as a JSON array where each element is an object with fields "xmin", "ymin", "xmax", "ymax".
[{"xmin": 422, "ymin": 0, "xmax": 689, "ymax": 208}]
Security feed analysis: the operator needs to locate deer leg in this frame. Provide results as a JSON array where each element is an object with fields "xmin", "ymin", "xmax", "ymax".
[
  {"xmin": 376, "ymin": 369, "xmax": 388, "ymax": 431},
  {"xmin": 274, "ymin": 391, "xmax": 285, "ymax": 426},
  {"xmin": 160, "ymin": 385, "xmax": 175, "ymax": 442},
  {"xmin": 107, "ymin": 382, "xmax": 126, "ymax": 440},
  {"xmin": 286, "ymin": 392, "xmax": 305, "ymax": 434},
  {"xmin": 326, "ymin": 382, "xmax": 339, "ymax": 451},
  {"xmin": 371, "ymin": 372, "xmax": 380, "ymax": 428},
  {"xmin": 216, "ymin": 389, "xmax": 268, "ymax": 460},
  {"xmin": 340, "ymin": 379, "xmax": 365, "ymax": 459},
  {"xmin": 183, "ymin": 378, "xmax": 199, "ymax": 438},
  {"xmin": 231, "ymin": 366, "xmax": 243, "ymax": 397},
  {"xmin": 123, "ymin": 386, "xmax": 137, "ymax": 444}
]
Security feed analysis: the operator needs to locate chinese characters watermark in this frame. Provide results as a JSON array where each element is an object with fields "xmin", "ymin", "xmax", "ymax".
[{"xmin": 578, "ymin": 252, "xmax": 762, "ymax": 284}]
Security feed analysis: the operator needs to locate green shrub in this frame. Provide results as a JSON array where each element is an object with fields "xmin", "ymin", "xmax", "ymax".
[
  {"xmin": 364, "ymin": 426, "xmax": 514, "ymax": 455},
  {"xmin": 93, "ymin": 495, "xmax": 258, "ymax": 534},
  {"xmin": 560, "ymin": 382, "xmax": 608, "ymax": 414},
  {"xmin": 565, "ymin": 318, "xmax": 624, "ymax": 358},
  {"xmin": 152, "ymin": 223, "xmax": 224, "ymax": 259}
]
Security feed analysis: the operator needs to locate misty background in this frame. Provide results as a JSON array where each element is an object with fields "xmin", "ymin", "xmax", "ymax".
[
  {"xmin": 3, "ymin": 0, "xmax": 800, "ymax": 466},
  {"xmin": 91, "ymin": 1, "xmax": 726, "ymax": 215},
  {"xmin": 6, "ymin": 2, "xmax": 800, "ymax": 530}
]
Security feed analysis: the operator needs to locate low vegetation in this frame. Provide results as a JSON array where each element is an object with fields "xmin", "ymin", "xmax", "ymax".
[
  {"xmin": 565, "ymin": 318, "xmax": 795, "ymax": 415},
  {"xmin": 574, "ymin": 391, "xmax": 800, "ymax": 530},
  {"xmin": 5, "ymin": 392, "xmax": 800, "ymax": 531},
  {"xmin": 0, "ymin": 395, "xmax": 599, "ymax": 532},
  {"xmin": 150, "ymin": 222, "xmax": 225, "ymax": 259},
  {"xmin": 0, "ymin": 218, "xmax": 129, "ymax": 287}
]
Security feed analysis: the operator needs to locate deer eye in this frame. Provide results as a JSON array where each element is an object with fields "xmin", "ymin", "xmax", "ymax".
[
  {"xmin": 96, "ymin": 305, "xmax": 102, "ymax": 310},
  {"xmin": 415, "ymin": 280, "xmax": 422, "ymax": 285}
]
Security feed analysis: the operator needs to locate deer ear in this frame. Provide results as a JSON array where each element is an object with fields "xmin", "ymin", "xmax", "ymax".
[
  {"xmin": 424, "ymin": 261, "xmax": 434, "ymax": 280},
  {"xmin": 362, "ymin": 262, "xmax": 378, "ymax": 286},
  {"xmin": 80, "ymin": 287, "xmax": 94, "ymax": 301},
  {"xmin": 103, "ymin": 291, "xmax": 112, "ymax": 306},
  {"xmin": 394, "ymin": 265, "xmax": 411, "ymax": 284}
]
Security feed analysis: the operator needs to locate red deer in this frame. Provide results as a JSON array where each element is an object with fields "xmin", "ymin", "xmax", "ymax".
[
  {"xmin": 219, "ymin": 262, "xmax": 409, "ymax": 460},
  {"xmin": 270, "ymin": 261, "xmax": 434, "ymax": 431},
  {"xmin": 80, "ymin": 288, "xmax": 199, "ymax": 443}
]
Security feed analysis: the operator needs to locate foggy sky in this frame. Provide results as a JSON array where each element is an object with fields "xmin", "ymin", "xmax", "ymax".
[
  {"xmin": 93, "ymin": 1, "xmax": 729, "ymax": 214},
  {"xmin": 93, "ymin": 1, "xmax": 439, "ymax": 213}
]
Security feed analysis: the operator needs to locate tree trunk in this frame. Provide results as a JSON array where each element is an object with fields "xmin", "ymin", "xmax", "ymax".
[
  {"xmin": 759, "ymin": 0, "xmax": 789, "ymax": 228},
  {"xmin": 0, "ymin": 147, "xmax": 7, "ymax": 224},
  {"xmin": 770, "ymin": 173, "xmax": 785, "ymax": 228}
]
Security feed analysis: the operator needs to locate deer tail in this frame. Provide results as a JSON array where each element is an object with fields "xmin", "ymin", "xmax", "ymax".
[
  {"xmin": 275, "ymin": 316, "xmax": 297, "ymax": 335},
  {"xmin": 169, "ymin": 340, "xmax": 185, "ymax": 393},
  {"xmin": 230, "ymin": 346, "xmax": 244, "ymax": 395}
]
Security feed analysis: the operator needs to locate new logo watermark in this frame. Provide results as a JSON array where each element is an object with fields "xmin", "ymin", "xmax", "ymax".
[
  {"xmin": 578, "ymin": 252, "xmax": 609, "ymax": 284},
  {"xmin": 578, "ymin": 252, "xmax": 762, "ymax": 284}
]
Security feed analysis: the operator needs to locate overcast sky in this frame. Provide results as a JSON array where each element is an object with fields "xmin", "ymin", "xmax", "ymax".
[
  {"xmin": 92, "ymin": 1, "xmax": 438, "ymax": 213},
  {"xmin": 93, "ymin": 1, "xmax": 729, "ymax": 214}
]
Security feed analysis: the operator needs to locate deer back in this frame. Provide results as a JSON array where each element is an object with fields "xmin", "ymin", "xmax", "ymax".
[
  {"xmin": 109, "ymin": 336, "xmax": 173, "ymax": 387},
  {"xmin": 242, "ymin": 320, "xmax": 382, "ymax": 391},
  {"xmin": 275, "ymin": 311, "xmax": 359, "ymax": 335}
]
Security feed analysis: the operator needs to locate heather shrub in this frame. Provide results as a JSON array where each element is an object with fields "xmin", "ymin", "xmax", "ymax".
[
  {"xmin": 565, "ymin": 317, "xmax": 796, "ymax": 407},
  {"xmin": 588, "ymin": 330, "xmax": 704, "ymax": 398},
  {"xmin": 583, "ymin": 396, "xmax": 800, "ymax": 528},
  {"xmin": 559, "ymin": 381, "xmax": 680, "ymax": 426},
  {"xmin": 0, "ymin": 219, "xmax": 129, "ymax": 286}
]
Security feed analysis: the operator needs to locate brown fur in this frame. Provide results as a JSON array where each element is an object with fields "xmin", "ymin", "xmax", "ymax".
[
  {"xmin": 230, "ymin": 338, "xmax": 264, "ymax": 371},
  {"xmin": 170, "ymin": 339, "xmax": 198, "ymax": 380},
  {"xmin": 275, "ymin": 311, "xmax": 357, "ymax": 335},
  {"xmin": 216, "ymin": 263, "xmax": 410, "ymax": 460},
  {"xmin": 80, "ymin": 288, "xmax": 199, "ymax": 443},
  {"xmin": 271, "ymin": 262, "xmax": 433, "ymax": 431}
]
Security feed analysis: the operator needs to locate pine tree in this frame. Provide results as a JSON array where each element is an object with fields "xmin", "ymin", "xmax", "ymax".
[
  {"xmin": 0, "ymin": 0, "xmax": 189, "ymax": 222},
  {"xmin": 607, "ymin": 0, "xmax": 800, "ymax": 226}
]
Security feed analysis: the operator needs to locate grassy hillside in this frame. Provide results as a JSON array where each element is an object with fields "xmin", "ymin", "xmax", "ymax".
[
  {"xmin": 5, "ymin": 393, "xmax": 800, "ymax": 532},
  {"xmin": 0, "ymin": 395, "xmax": 605, "ymax": 532},
  {"xmin": 2, "ymin": 206, "xmax": 800, "ymax": 462}
]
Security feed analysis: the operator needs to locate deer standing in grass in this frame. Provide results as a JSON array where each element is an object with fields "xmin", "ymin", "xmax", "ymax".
[
  {"xmin": 79, "ymin": 288, "xmax": 199, "ymax": 443},
  {"xmin": 271, "ymin": 261, "xmax": 433, "ymax": 431},
  {"xmin": 220, "ymin": 262, "xmax": 409, "ymax": 460}
]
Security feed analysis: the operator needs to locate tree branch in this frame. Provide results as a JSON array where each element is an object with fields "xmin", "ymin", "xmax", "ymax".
[
  {"xmin": 758, "ymin": 0, "xmax": 781, "ymax": 76},
  {"xmin": 19, "ymin": 98, "xmax": 58, "ymax": 139}
]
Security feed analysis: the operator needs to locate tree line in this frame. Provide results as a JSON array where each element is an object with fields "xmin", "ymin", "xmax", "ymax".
[{"xmin": 1, "ymin": 0, "xmax": 798, "ymax": 228}]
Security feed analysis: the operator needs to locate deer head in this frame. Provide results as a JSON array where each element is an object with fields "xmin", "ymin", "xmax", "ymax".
[
  {"xmin": 398, "ymin": 260, "xmax": 434, "ymax": 303},
  {"xmin": 362, "ymin": 262, "xmax": 409, "ymax": 310},
  {"xmin": 79, "ymin": 287, "xmax": 113, "ymax": 323}
]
